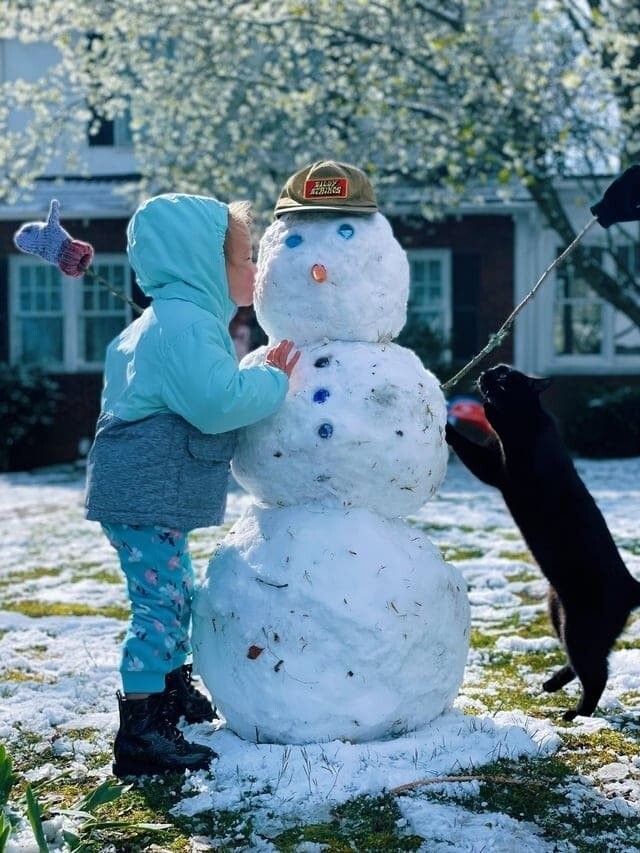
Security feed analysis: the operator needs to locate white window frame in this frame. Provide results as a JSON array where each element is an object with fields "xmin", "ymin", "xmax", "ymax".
[
  {"xmin": 543, "ymin": 239, "xmax": 640, "ymax": 374},
  {"xmin": 113, "ymin": 112, "xmax": 133, "ymax": 147},
  {"xmin": 406, "ymin": 248, "xmax": 452, "ymax": 344},
  {"xmin": 9, "ymin": 253, "xmax": 132, "ymax": 372}
]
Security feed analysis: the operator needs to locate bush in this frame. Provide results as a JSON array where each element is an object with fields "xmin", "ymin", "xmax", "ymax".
[
  {"xmin": 563, "ymin": 385, "xmax": 640, "ymax": 458},
  {"xmin": 395, "ymin": 319, "xmax": 450, "ymax": 375},
  {"xmin": 0, "ymin": 363, "xmax": 60, "ymax": 471}
]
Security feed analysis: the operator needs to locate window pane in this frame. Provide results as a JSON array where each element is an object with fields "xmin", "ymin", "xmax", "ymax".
[
  {"xmin": 112, "ymin": 266, "xmax": 125, "ymax": 289},
  {"xmin": 78, "ymin": 261, "xmax": 129, "ymax": 363},
  {"xmin": 410, "ymin": 260, "xmax": 443, "ymax": 308},
  {"xmin": 427, "ymin": 259, "xmax": 441, "ymax": 282},
  {"xmin": 20, "ymin": 318, "xmax": 64, "ymax": 365},
  {"xmin": 19, "ymin": 287, "xmax": 31, "ymax": 311},
  {"xmin": 614, "ymin": 314, "xmax": 640, "ymax": 355},
  {"xmin": 553, "ymin": 302, "xmax": 602, "ymax": 355},
  {"xmin": 82, "ymin": 316, "xmax": 124, "ymax": 363},
  {"xmin": 411, "ymin": 260, "xmax": 426, "ymax": 283},
  {"xmin": 553, "ymin": 248, "xmax": 603, "ymax": 356}
]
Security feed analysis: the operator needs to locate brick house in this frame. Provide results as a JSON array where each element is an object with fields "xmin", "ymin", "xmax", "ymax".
[{"xmin": 1, "ymin": 38, "xmax": 639, "ymax": 470}]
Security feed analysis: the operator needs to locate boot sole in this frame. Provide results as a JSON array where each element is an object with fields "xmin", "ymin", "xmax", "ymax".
[{"xmin": 112, "ymin": 754, "xmax": 214, "ymax": 777}]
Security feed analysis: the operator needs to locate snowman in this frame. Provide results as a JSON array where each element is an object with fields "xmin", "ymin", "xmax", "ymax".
[{"xmin": 193, "ymin": 161, "xmax": 469, "ymax": 744}]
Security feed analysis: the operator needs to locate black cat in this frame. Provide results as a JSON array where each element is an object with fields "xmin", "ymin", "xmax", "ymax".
[{"xmin": 445, "ymin": 364, "xmax": 640, "ymax": 721}]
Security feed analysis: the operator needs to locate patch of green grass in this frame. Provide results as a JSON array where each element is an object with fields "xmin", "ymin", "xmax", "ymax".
[
  {"xmin": 618, "ymin": 690, "xmax": 640, "ymax": 707},
  {"xmin": 464, "ymin": 647, "xmax": 567, "ymax": 718},
  {"xmin": 71, "ymin": 567, "xmax": 122, "ymax": 584},
  {"xmin": 2, "ymin": 600, "xmax": 129, "ymax": 620},
  {"xmin": 616, "ymin": 635, "xmax": 640, "ymax": 651},
  {"xmin": 273, "ymin": 794, "xmax": 423, "ymax": 852},
  {"xmin": 511, "ymin": 650, "xmax": 565, "ymax": 674},
  {"xmin": 470, "ymin": 627, "xmax": 496, "ymax": 649},
  {"xmin": 619, "ymin": 538, "xmax": 640, "ymax": 556},
  {"xmin": 408, "ymin": 519, "xmax": 478, "ymax": 534},
  {"xmin": 0, "ymin": 567, "xmax": 61, "ymax": 588},
  {"xmin": 501, "ymin": 552, "xmax": 536, "ymax": 566},
  {"xmin": 441, "ymin": 545, "xmax": 486, "ymax": 561},
  {"xmin": 494, "ymin": 609, "xmax": 553, "ymax": 640},
  {"xmin": 562, "ymin": 729, "xmax": 640, "ymax": 772},
  {"xmin": 514, "ymin": 590, "xmax": 546, "ymax": 606},
  {"xmin": 420, "ymin": 755, "xmax": 639, "ymax": 852},
  {"xmin": 0, "ymin": 669, "xmax": 50, "ymax": 684},
  {"xmin": 13, "ymin": 644, "xmax": 49, "ymax": 658}
]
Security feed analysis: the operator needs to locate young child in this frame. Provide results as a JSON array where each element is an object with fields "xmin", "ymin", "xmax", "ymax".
[{"xmin": 85, "ymin": 193, "xmax": 299, "ymax": 777}]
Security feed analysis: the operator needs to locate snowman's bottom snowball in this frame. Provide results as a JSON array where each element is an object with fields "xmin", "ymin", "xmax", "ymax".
[{"xmin": 193, "ymin": 504, "xmax": 470, "ymax": 744}]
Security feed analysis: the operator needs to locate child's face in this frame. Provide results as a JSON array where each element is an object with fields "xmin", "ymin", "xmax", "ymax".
[{"xmin": 226, "ymin": 220, "xmax": 256, "ymax": 307}]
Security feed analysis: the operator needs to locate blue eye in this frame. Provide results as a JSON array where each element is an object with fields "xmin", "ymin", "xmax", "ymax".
[
  {"xmin": 337, "ymin": 223, "xmax": 354, "ymax": 239},
  {"xmin": 285, "ymin": 234, "xmax": 303, "ymax": 248}
]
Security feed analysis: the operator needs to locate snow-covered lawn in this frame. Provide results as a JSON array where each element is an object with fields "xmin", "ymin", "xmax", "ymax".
[{"xmin": 1, "ymin": 457, "xmax": 639, "ymax": 851}]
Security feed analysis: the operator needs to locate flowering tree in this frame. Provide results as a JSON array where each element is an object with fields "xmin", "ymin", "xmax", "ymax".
[{"xmin": 1, "ymin": 0, "xmax": 639, "ymax": 323}]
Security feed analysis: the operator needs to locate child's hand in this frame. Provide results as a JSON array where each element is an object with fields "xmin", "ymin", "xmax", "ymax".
[{"xmin": 265, "ymin": 339, "xmax": 301, "ymax": 377}]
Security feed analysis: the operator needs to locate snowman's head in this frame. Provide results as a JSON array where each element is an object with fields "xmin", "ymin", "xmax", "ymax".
[{"xmin": 254, "ymin": 211, "xmax": 409, "ymax": 344}]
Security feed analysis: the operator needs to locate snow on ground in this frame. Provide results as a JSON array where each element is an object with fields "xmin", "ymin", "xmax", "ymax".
[{"xmin": 1, "ymin": 456, "xmax": 639, "ymax": 851}]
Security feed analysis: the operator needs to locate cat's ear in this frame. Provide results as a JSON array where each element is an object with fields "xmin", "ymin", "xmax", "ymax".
[{"xmin": 529, "ymin": 376, "xmax": 553, "ymax": 395}]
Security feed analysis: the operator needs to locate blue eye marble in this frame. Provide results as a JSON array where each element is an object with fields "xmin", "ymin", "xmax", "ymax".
[
  {"xmin": 285, "ymin": 234, "xmax": 303, "ymax": 248},
  {"xmin": 337, "ymin": 223, "xmax": 354, "ymax": 239},
  {"xmin": 317, "ymin": 422, "xmax": 333, "ymax": 439}
]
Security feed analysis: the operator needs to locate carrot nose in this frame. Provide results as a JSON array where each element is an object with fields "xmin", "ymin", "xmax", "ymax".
[{"xmin": 311, "ymin": 263, "xmax": 327, "ymax": 283}]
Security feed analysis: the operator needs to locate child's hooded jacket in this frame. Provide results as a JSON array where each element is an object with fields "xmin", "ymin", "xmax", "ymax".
[{"xmin": 85, "ymin": 193, "xmax": 288, "ymax": 529}]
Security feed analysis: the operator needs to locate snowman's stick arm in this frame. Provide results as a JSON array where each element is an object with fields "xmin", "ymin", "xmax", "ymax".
[
  {"xmin": 84, "ymin": 267, "xmax": 144, "ymax": 315},
  {"xmin": 440, "ymin": 215, "xmax": 598, "ymax": 393}
]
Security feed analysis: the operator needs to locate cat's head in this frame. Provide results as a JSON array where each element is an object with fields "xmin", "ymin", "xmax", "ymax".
[{"xmin": 477, "ymin": 364, "xmax": 552, "ymax": 416}]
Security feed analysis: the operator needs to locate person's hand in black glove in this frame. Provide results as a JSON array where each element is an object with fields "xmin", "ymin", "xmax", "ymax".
[{"xmin": 590, "ymin": 164, "xmax": 640, "ymax": 228}]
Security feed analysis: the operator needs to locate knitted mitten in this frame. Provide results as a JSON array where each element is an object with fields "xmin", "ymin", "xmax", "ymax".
[
  {"xmin": 590, "ymin": 164, "xmax": 640, "ymax": 229},
  {"xmin": 13, "ymin": 199, "xmax": 94, "ymax": 277}
]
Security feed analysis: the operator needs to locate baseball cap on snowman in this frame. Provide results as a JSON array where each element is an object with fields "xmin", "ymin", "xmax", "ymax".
[{"xmin": 274, "ymin": 160, "xmax": 378, "ymax": 217}]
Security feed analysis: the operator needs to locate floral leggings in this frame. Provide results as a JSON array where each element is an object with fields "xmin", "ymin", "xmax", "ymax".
[{"xmin": 103, "ymin": 523, "xmax": 194, "ymax": 694}]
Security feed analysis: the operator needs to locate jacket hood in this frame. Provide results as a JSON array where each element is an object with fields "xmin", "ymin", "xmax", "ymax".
[{"xmin": 127, "ymin": 193, "xmax": 235, "ymax": 320}]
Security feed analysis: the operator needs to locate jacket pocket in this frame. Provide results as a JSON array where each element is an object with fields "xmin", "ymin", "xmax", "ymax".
[
  {"xmin": 178, "ymin": 429, "xmax": 238, "ymax": 522},
  {"xmin": 187, "ymin": 430, "xmax": 237, "ymax": 462}
]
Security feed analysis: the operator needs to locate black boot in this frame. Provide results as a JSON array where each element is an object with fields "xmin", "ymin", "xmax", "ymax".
[
  {"xmin": 165, "ymin": 663, "xmax": 217, "ymax": 725},
  {"xmin": 112, "ymin": 691, "xmax": 217, "ymax": 777}
]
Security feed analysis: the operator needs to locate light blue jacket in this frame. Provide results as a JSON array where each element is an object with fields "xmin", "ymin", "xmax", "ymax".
[{"xmin": 85, "ymin": 193, "xmax": 288, "ymax": 529}]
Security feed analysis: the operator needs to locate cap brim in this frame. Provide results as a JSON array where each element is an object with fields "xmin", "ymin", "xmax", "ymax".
[{"xmin": 275, "ymin": 203, "xmax": 378, "ymax": 218}]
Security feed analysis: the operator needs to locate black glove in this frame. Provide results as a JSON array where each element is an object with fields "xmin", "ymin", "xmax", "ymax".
[{"xmin": 590, "ymin": 164, "xmax": 640, "ymax": 228}]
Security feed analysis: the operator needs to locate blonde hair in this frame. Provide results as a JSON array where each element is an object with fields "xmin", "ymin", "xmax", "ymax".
[{"xmin": 225, "ymin": 200, "xmax": 254, "ymax": 259}]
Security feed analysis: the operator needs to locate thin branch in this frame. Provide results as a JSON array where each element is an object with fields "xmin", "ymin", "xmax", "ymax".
[
  {"xmin": 440, "ymin": 216, "xmax": 599, "ymax": 393},
  {"xmin": 390, "ymin": 773, "xmax": 535, "ymax": 795},
  {"xmin": 413, "ymin": 0, "xmax": 464, "ymax": 31},
  {"xmin": 85, "ymin": 269, "xmax": 143, "ymax": 316}
]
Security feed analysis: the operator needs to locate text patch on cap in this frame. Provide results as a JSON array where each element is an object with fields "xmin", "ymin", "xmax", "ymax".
[{"xmin": 304, "ymin": 178, "xmax": 348, "ymax": 199}]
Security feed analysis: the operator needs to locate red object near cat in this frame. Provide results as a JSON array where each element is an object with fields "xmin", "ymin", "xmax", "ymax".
[{"xmin": 447, "ymin": 396, "xmax": 493, "ymax": 436}]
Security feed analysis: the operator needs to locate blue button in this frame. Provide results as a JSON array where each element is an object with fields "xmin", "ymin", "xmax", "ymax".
[
  {"xmin": 313, "ymin": 388, "xmax": 330, "ymax": 403},
  {"xmin": 318, "ymin": 423, "xmax": 333, "ymax": 439}
]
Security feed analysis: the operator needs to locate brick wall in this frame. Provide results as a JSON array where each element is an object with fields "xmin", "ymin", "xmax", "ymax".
[{"xmin": 391, "ymin": 213, "xmax": 515, "ymax": 390}]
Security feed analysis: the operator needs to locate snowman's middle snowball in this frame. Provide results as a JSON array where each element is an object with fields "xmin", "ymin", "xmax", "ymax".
[{"xmin": 232, "ymin": 340, "xmax": 448, "ymax": 517}]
